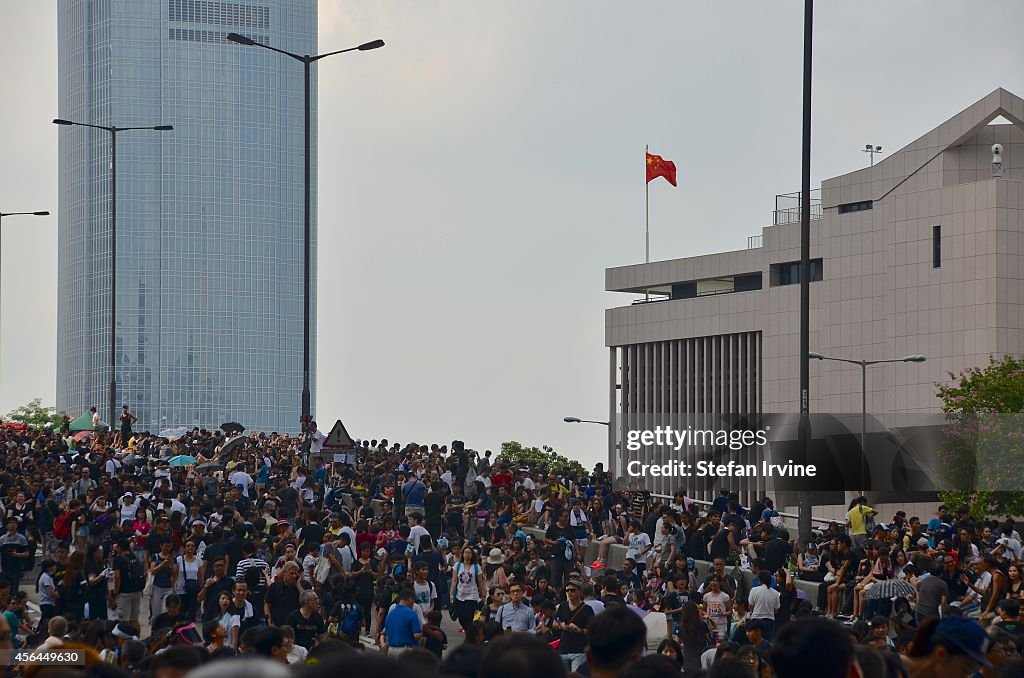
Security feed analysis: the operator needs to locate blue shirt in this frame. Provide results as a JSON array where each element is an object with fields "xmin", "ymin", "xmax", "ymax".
[
  {"xmin": 402, "ymin": 479, "xmax": 426, "ymax": 508},
  {"xmin": 384, "ymin": 604, "xmax": 422, "ymax": 647}
]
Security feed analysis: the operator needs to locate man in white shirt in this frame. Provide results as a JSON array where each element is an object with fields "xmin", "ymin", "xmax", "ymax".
[
  {"xmin": 104, "ymin": 451, "xmax": 123, "ymax": 478},
  {"xmin": 747, "ymin": 570, "xmax": 781, "ymax": 640},
  {"xmin": 308, "ymin": 422, "xmax": 327, "ymax": 456},
  {"xmin": 229, "ymin": 466, "xmax": 254, "ymax": 498},
  {"xmin": 999, "ymin": 525, "xmax": 1023, "ymax": 561},
  {"xmin": 407, "ymin": 514, "xmax": 430, "ymax": 555}
]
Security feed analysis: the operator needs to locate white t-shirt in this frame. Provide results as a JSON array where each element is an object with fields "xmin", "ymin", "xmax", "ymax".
[
  {"xmin": 409, "ymin": 525, "xmax": 430, "ymax": 554},
  {"xmin": 105, "ymin": 458, "xmax": 122, "ymax": 477},
  {"xmin": 626, "ymin": 532, "xmax": 652, "ymax": 560},
  {"xmin": 748, "ymin": 584, "xmax": 781, "ymax": 619},
  {"xmin": 454, "ymin": 562, "xmax": 481, "ymax": 601},
  {"xmin": 310, "ymin": 431, "xmax": 326, "ymax": 455},
  {"xmin": 119, "ymin": 498, "xmax": 139, "ymax": 524},
  {"xmin": 702, "ymin": 591, "xmax": 731, "ymax": 637},
  {"xmin": 229, "ymin": 471, "xmax": 254, "ymax": 497},
  {"xmin": 413, "ymin": 580, "xmax": 437, "ymax": 614}
]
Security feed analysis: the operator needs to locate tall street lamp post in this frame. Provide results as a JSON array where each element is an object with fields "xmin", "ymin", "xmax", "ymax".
[
  {"xmin": 809, "ymin": 352, "xmax": 927, "ymax": 497},
  {"xmin": 52, "ymin": 119, "xmax": 173, "ymax": 428},
  {"xmin": 0, "ymin": 210, "xmax": 50, "ymax": 402},
  {"xmin": 225, "ymin": 32, "xmax": 384, "ymax": 435}
]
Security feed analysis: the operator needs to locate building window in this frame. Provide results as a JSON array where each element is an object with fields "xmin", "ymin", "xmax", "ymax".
[
  {"xmin": 837, "ymin": 200, "xmax": 873, "ymax": 214},
  {"xmin": 772, "ymin": 259, "xmax": 823, "ymax": 286},
  {"xmin": 933, "ymin": 225, "xmax": 941, "ymax": 268}
]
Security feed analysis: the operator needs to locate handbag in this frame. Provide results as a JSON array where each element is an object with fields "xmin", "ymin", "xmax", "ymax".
[{"xmin": 180, "ymin": 557, "xmax": 201, "ymax": 596}]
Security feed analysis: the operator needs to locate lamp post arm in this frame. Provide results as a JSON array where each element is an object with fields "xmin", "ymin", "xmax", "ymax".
[
  {"xmin": 248, "ymin": 39, "xmax": 304, "ymax": 62},
  {"xmin": 310, "ymin": 46, "xmax": 361, "ymax": 62}
]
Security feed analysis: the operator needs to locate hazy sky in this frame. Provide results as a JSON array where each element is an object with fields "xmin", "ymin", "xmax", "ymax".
[{"xmin": 1, "ymin": 1, "xmax": 1023, "ymax": 470}]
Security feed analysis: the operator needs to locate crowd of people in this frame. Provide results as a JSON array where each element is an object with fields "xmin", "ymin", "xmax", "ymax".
[{"xmin": 0, "ymin": 417, "xmax": 1023, "ymax": 678}]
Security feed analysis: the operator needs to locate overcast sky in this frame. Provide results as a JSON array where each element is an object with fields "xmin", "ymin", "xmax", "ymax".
[{"xmin": 1, "ymin": 1, "xmax": 1023, "ymax": 469}]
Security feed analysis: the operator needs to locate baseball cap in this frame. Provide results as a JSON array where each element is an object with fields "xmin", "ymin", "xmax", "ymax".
[{"xmin": 933, "ymin": 617, "xmax": 991, "ymax": 667}]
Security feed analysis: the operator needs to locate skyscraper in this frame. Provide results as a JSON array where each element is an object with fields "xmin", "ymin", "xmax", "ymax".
[{"xmin": 56, "ymin": 0, "xmax": 317, "ymax": 433}]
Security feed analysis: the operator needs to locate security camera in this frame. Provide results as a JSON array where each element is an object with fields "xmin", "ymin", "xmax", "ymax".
[{"xmin": 992, "ymin": 144, "xmax": 1005, "ymax": 178}]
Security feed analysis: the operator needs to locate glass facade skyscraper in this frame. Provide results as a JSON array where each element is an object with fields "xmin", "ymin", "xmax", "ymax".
[{"xmin": 56, "ymin": 0, "xmax": 317, "ymax": 433}]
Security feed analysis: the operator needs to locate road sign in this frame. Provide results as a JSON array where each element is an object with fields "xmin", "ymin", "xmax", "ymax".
[{"xmin": 322, "ymin": 419, "xmax": 356, "ymax": 449}]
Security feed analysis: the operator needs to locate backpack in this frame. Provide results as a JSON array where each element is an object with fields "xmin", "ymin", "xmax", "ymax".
[
  {"xmin": 339, "ymin": 603, "xmax": 362, "ymax": 639},
  {"xmin": 125, "ymin": 554, "xmax": 146, "ymax": 590},
  {"xmin": 54, "ymin": 512, "xmax": 73, "ymax": 540}
]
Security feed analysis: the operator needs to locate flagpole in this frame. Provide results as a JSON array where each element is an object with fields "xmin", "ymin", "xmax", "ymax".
[{"xmin": 645, "ymin": 144, "xmax": 650, "ymax": 302}]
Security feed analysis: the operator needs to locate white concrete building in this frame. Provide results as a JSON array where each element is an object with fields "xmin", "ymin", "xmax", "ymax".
[{"xmin": 605, "ymin": 88, "xmax": 1024, "ymax": 518}]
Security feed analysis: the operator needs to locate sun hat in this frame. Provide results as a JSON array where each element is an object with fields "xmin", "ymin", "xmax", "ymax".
[{"xmin": 486, "ymin": 548, "xmax": 505, "ymax": 565}]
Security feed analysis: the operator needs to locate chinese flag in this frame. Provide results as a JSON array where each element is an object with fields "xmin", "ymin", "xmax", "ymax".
[{"xmin": 646, "ymin": 152, "xmax": 677, "ymax": 187}]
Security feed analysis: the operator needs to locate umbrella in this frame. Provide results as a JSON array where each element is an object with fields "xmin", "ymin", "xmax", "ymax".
[
  {"xmin": 864, "ymin": 578, "xmax": 917, "ymax": 600},
  {"xmin": 221, "ymin": 422, "xmax": 245, "ymax": 435},
  {"xmin": 168, "ymin": 455, "xmax": 198, "ymax": 467},
  {"xmin": 196, "ymin": 461, "xmax": 226, "ymax": 472},
  {"xmin": 217, "ymin": 436, "xmax": 247, "ymax": 459},
  {"xmin": 72, "ymin": 430, "xmax": 94, "ymax": 442},
  {"xmin": 159, "ymin": 427, "xmax": 189, "ymax": 441}
]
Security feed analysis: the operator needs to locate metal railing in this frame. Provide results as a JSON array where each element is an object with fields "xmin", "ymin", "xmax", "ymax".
[
  {"xmin": 747, "ymin": 234, "xmax": 763, "ymax": 249},
  {"xmin": 774, "ymin": 189, "xmax": 822, "ymax": 225},
  {"xmin": 651, "ymin": 493, "xmax": 833, "ymax": 526}
]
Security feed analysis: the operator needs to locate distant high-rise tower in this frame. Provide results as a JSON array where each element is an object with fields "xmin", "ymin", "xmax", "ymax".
[{"xmin": 56, "ymin": 0, "xmax": 317, "ymax": 433}]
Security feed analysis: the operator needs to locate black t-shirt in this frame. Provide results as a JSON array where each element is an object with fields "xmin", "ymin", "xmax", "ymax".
[
  {"xmin": 423, "ymin": 493, "xmax": 444, "ymax": 524},
  {"xmin": 151, "ymin": 611, "xmax": 185, "ymax": 633},
  {"xmin": 84, "ymin": 560, "xmax": 108, "ymax": 600},
  {"xmin": 555, "ymin": 601, "xmax": 594, "ymax": 653},
  {"xmin": 840, "ymin": 551, "xmax": 860, "ymax": 582},
  {"xmin": 144, "ymin": 531, "xmax": 172, "ymax": 557},
  {"xmin": 709, "ymin": 530, "xmax": 732, "ymax": 560},
  {"xmin": 764, "ymin": 538, "xmax": 790, "ymax": 573},
  {"xmin": 545, "ymin": 524, "xmax": 577, "ymax": 560},
  {"xmin": 300, "ymin": 523, "xmax": 326, "ymax": 552},
  {"xmin": 481, "ymin": 524, "xmax": 506, "ymax": 545},
  {"xmin": 113, "ymin": 554, "xmax": 143, "ymax": 594},
  {"xmin": 351, "ymin": 559, "xmax": 379, "ymax": 600},
  {"xmin": 278, "ymin": 487, "xmax": 299, "ymax": 518},
  {"xmin": 285, "ymin": 609, "xmax": 326, "ymax": 649},
  {"xmin": 201, "ymin": 575, "xmax": 236, "ymax": 621},
  {"xmin": 265, "ymin": 580, "xmax": 302, "ymax": 626}
]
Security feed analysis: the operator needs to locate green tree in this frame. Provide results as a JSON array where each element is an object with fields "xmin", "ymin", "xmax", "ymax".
[
  {"xmin": 497, "ymin": 441, "xmax": 588, "ymax": 477},
  {"xmin": 936, "ymin": 355, "xmax": 1024, "ymax": 518},
  {"xmin": 5, "ymin": 398, "xmax": 67, "ymax": 431}
]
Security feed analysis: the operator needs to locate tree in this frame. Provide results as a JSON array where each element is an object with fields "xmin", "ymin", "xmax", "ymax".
[
  {"xmin": 936, "ymin": 355, "xmax": 1024, "ymax": 518},
  {"xmin": 5, "ymin": 398, "xmax": 67, "ymax": 431},
  {"xmin": 497, "ymin": 441, "xmax": 588, "ymax": 478}
]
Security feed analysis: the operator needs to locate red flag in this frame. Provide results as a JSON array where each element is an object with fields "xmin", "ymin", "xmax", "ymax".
[{"xmin": 646, "ymin": 152, "xmax": 677, "ymax": 187}]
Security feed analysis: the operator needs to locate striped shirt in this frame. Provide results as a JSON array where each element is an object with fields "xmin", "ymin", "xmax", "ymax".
[{"xmin": 235, "ymin": 557, "xmax": 270, "ymax": 585}]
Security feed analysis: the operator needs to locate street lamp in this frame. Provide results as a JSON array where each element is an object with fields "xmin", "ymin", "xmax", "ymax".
[
  {"xmin": 563, "ymin": 416, "xmax": 610, "ymax": 426},
  {"xmin": 809, "ymin": 351, "xmax": 926, "ymax": 497},
  {"xmin": 225, "ymin": 32, "xmax": 384, "ymax": 435},
  {"xmin": 862, "ymin": 144, "xmax": 883, "ymax": 167},
  {"xmin": 0, "ymin": 210, "xmax": 50, "ymax": 403},
  {"xmin": 52, "ymin": 118, "xmax": 173, "ymax": 429}
]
